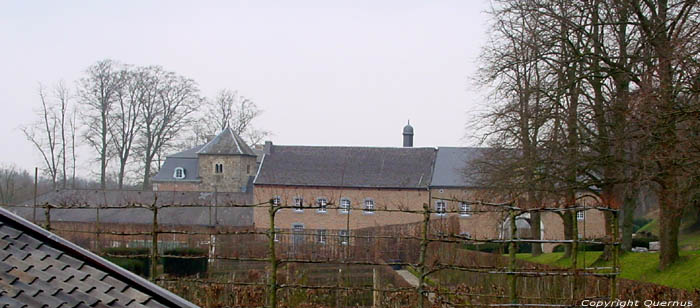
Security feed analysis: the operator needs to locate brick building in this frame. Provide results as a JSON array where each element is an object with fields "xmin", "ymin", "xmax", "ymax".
[{"xmin": 152, "ymin": 124, "xmax": 605, "ymax": 252}]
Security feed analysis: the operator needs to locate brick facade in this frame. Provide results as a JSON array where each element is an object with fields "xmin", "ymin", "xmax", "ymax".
[{"xmin": 254, "ymin": 185, "xmax": 428, "ymax": 231}]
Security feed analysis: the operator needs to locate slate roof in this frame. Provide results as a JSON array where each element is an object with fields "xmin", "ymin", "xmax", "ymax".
[
  {"xmin": 0, "ymin": 207, "xmax": 198, "ymax": 308},
  {"xmin": 151, "ymin": 144, "xmax": 202, "ymax": 183},
  {"xmin": 254, "ymin": 145, "xmax": 436, "ymax": 188},
  {"xmin": 430, "ymin": 147, "xmax": 490, "ymax": 188},
  {"xmin": 13, "ymin": 190, "xmax": 253, "ymax": 227},
  {"xmin": 197, "ymin": 128, "xmax": 255, "ymax": 156}
]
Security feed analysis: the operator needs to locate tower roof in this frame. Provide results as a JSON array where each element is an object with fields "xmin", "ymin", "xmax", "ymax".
[
  {"xmin": 403, "ymin": 121, "xmax": 414, "ymax": 135},
  {"xmin": 197, "ymin": 127, "xmax": 256, "ymax": 156}
]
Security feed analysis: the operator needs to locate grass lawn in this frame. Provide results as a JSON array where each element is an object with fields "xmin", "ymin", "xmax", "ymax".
[{"xmin": 517, "ymin": 251, "xmax": 700, "ymax": 291}]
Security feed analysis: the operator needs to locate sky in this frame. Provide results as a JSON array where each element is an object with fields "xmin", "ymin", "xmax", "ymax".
[{"xmin": 0, "ymin": 1, "xmax": 492, "ymax": 177}]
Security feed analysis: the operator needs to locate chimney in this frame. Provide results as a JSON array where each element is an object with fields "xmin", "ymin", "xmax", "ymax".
[{"xmin": 402, "ymin": 121, "xmax": 414, "ymax": 147}]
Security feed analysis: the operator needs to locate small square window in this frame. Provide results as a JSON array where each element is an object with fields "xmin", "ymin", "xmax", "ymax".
[
  {"xmin": 317, "ymin": 229, "xmax": 327, "ymax": 244},
  {"xmin": 577, "ymin": 211, "xmax": 584, "ymax": 221},
  {"xmin": 317, "ymin": 198, "xmax": 328, "ymax": 213},
  {"xmin": 339, "ymin": 230, "xmax": 349, "ymax": 245},
  {"xmin": 339, "ymin": 198, "xmax": 351, "ymax": 214},
  {"xmin": 435, "ymin": 200, "xmax": 447, "ymax": 216},
  {"xmin": 272, "ymin": 196, "xmax": 281, "ymax": 206},
  {"xmin": 293, "ymin": 197, "xmax": 304, "ymax": 212},
  {"xmin": 363, "ymin": 199, "xmax": 375, "ymax": 214},
  {"xmin": 459, "ymin": 202, "xmax": 472, "ymax": 217}
]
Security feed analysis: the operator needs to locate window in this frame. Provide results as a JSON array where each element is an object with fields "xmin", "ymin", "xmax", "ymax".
[
  {"xmin": 293, "ymin": 197, "xmax": 304, "ymax": 212},
  {"xmin": 173, "ymin": 167, "xmax": 185, "ymax": 179},
  {"xmin": 274, "ymin": 228, "xmax": 280, "ymax": 242},
  {"xmin": 317, "ymin": 229, "xmax": 327, "ymax": 244},
  {"xmin": 272, "ymin": 196, "xmax": 281, "ymax": 206},
  {"xmin": 339, "ymin": 230, "xmax": 349, "ymax": 245},
  {"xmin": 435, "ymin": 200, "xmax": 447, "ymax": 216},
  {"xmin": 459, "ymin": 202, "xmax": 472, "ymax": 217},
  {"xmin": 247, "ymin": 164, "xmax": 251, "ymax": 174},
  {"xmin": 292, "ymin": 223, "xmax": 304, "ymax": 245},
  {"xmin": 317, "ymin": 197, "xmax": 328, "ymax": 213},
  {"xmin": 339, "ymin": 198, "xmax": 351, "ymax": 214},
  {"xmin": 215, "ymin": 163, "xmax": 223, "ymax": 174},
  {"xmin": 577, "ymin": 211, "xmax": 585, "ymax": 221},
  {"xmin": 363, "ymin": 198, "xmax": 375, "ymax": 214}
]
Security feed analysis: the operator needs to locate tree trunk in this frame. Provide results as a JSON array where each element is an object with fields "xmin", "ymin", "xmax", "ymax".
[
  {"xmin": 621, "ymin": 189, "xmax": 638, "ymax": 251},
  {"xmin": 562, "ymin": 211, "xmax": 574, "ymax": 258},
  {"xmin": 531, "ymin": 212, "xmax": 542, "ymax": 256},
  {"xmin": 142, "ymin": 157, "xmax": 152, "ymax": 190},
  {"xmin": 658, "ymin": 185, "xmax": 682, "ymax": 269}
]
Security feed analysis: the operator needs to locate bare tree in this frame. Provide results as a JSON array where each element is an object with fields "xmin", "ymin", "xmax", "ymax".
[
  {"xmin": 110, "ymin": 67, "xmax": 144, "ymax": 189},
  {"xmin": 22, "ymin": 84, "xmax": 60, "ymax": 189},
  {"xmin": 192, "ymin": 89, "xmax": 270, "ymax": 146},
  {"xmin": 138, "ymin": 66, "xmax": 202, "ymax": 189},
  {"xmin": 78, "ymin": 59, "xmax": 124, "ymax": 190}
]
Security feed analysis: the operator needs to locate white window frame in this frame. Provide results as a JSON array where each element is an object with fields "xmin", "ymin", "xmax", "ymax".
[
  {"xmin": 339, "ymin": 230, "xmax": 349, "ymax": 245},
  {"xmin": 317, "ymin": 229, "xmax": 327, "ymax": 244},
  {"xmin": 316, "ymin": 197, "xmax": 328, "ymax": 213},
  {"xmin": 272, "ymin": 196, "xmax": 281, "ymax": 206},
  {"xmin": 577, "ymin": 211, "xmax": 585, "ymax": 221},
  {"xmin": 173, "ymin": 167, "xmax": 185, "ymax": 179},
  {"xmin": 339, "ymin": 198, "xmax": 351, "ymax": 214},
  {"xmin": 293, "ymin": 197, "xmax": 304, "ymax": 212},
  {"xmin": 363, "ymin": 198, "xmax": 375, "ymax": 214},
  {"xmin": 274, "ymin": 228, "xmax": 280, "ymax": 242},
  {"xmin": 435, "ymin": 200, "xmax": 447, "ymax": 216},
  {"xmin": 459, "ymin": 202, "xmax": 472, "ymax": 217}
]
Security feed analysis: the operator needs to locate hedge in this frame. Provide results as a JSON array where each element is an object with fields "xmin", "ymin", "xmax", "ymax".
[
  {"xmin": 103, "ymin": 247, "xmax": 151, "ymax": 277},
  {"xmin": 162, "ymin": 247, "xmax": 208, "ymax": 277}
]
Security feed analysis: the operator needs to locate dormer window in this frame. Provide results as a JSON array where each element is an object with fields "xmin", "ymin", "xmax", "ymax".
[
  {"xmin": 173, "ymin": 167, "xmax": 185, "ymax": 179},
  {"xmin": 215, "ymin": 163, "xmax": 223, "ymax": 174}
]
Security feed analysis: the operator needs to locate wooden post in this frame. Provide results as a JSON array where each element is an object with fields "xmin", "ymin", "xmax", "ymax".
[
  {"xmin": 33, "ymin": 167, "xmax": 37, "ymax": 223},
  {"xmin": 508, "ymin": 208, "xmax": 517, "ymax": 304},
  {"xmin": 373, "ymin": 267, "xmax": 380, "ymax": 308},
  {"xmin": 610, "ymin": 210, "xmax": 619, "ymax": 299},
  {"xmin": 95, "ymin": 202, "xmax": 101, "ymax": 253},
  {"xmin": 268, "ymin": 201, "xmax": 278, "ymax": 308},
  {"xmin": 336, "ymin": 268, "xmax": 342, "ymax": 308},
  {"xmin": 150, "ymin": 204, "xmax": 158, "ymax": 281},
  {"xmin": 571, "ymin": 208, "xmax": 579, "ymax": 301},
  {"xmin": 417, "ymin": 202, "xmax": 430, "ymax": 308},
  {"xmin": 44, "ymin": 203, "xmax": 51, "ymax": 231}
]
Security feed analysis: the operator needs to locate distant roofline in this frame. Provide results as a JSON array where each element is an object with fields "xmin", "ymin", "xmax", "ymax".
[
  {"xmin": 253, "ymin": 183, "xmax": 430, "ymax": 190},
  {"xmin": 271, "ymin": 144, "xmax": 438, "ymax": 150},
  {"xmin": 0, "ymin": 207, "xmax": 198, "ymax": 308}
]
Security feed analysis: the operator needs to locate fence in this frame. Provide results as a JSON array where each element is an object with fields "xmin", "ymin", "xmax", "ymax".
[{"xmin": 4, "ymin": 191, "xmax": 629, "ymax": 307}]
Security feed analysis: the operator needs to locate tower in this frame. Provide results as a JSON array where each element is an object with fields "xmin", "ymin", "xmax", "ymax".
[{"xmin": 403, "ymin": 121, "xmax": 414, "ymax": 147}]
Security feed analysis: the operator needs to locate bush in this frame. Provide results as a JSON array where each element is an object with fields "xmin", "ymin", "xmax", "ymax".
[
  {"xmin": 551, "ymin": 242, "xmax": 605, "ymax": 253},
  {"xmin": 162, "ymin": 247, "xmax": 208, "ymax": 277},
  {"xmin": 103, "ymin": 247, "xmax": 151, "ymax": 277},
  {"xmin": 632, "ymin": 237, "xmax": 658, "ymax": 249}
]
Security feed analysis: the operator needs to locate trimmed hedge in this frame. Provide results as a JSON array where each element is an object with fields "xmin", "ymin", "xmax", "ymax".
[
  {"xmin": 162, "ymin": 248, "xmax": 208, "ymax": 277},
  {"xmin": 103, "ymin": 247, "xmax": 151, "ymax": 277}
]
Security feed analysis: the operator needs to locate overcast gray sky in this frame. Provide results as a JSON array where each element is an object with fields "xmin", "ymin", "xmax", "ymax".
[{"xmin": 1, "ymin": 1, "xmax": 491, "ymax": 176}]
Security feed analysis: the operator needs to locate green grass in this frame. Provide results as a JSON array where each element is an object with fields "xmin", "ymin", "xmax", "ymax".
[
  {"xmin": 637, "ymin": 219, "xmax": 659, "ymax": 234},
  {"xmin": 678, "ymin": 230, "xmax": 700, "ymax": 251},
  {"xmin": 516, "ymin": 251, "xmax": 602, "ymax": 268},
  {"xmin": 517, "ymin": 251, "xmax": 700, "ymax": 291}
]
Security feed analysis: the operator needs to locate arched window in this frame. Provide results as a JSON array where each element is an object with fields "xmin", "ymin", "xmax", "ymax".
[{"xmin": 173, "ymin": 167, "xmax": 186, "ymax": 179}]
